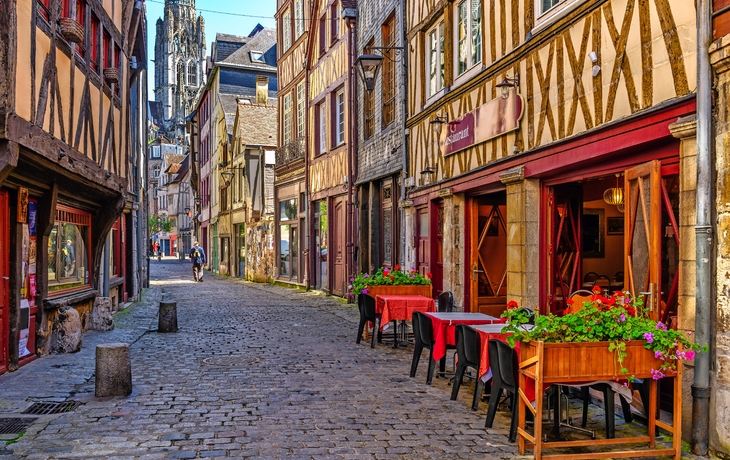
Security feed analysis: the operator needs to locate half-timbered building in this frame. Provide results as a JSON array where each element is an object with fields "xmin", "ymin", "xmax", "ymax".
[
  {"xmin": 405, "ymin": 0, "xmax": 697, "ymax": 435},
  {"xmin": 305, "ymin": 0, "xmax": 356, "ymax": 296},
  {"xmin": 275, "ymin": 0, "xmax": 310, "ymax": 288},
  {"xmin": 0, "ymin": 0, "xmax": 147, "ymax": 370}
]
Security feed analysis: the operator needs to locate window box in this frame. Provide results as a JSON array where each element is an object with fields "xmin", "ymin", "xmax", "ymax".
[
  {"xmin": 58, "ymin": 17, "xmax": 84, "ymax": 43},
  {"xmin": 103, "ymin": 67, "xmax": 119, "ymax": 83}
]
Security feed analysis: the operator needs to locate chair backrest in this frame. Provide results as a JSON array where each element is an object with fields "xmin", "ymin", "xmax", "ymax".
[
  {"xmin": 411, "ymin": 311, "xmax": 423, "ymax": 347},
  {"xmin": 583, "ymin": 271, "xmax": 599, "ymax": 283},
  {"xmin": 415, "ymin": 311, "xmax": 434, "ymax": 347},
  {"xmin": 568, "ymin": 290, "xmax": 594, "ymax": 313},
  {"xmin": 489, "ymin": 339, "xmax": 517, "ymax": 389},
  {"xmin": 613, "ymin": 271, "xmax": 624, "ymax": 283},
  {"xmin": 595, "ymin": 274, "xmax": 612, "ymax": 289},
  {"xmin": 361, "ymin": 294, "xmax": 377, "ymax": 321},
  {"xmin": 515, "ymin": 307, "xmax": 535, "ymax": 325},
  {"xmin": 437, "ymin": 291, "xmax": 455, "ymax": 312},
  {"xmin": 455, "ymin": 324, "xmax": 481, "ymax": 367}
]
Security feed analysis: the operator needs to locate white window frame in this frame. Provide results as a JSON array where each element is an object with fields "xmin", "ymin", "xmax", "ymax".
[
  {"xmin": 318, "ymin": 101, "xmax": 327, "ymax": 154},
  {"xmin": 336, "ymin": 88, "xmax": 345, "ymax": 146},
  {"xmin": 532, "ymin": 0, "xmax": 586, "ymax": 35},
  {"xmin": 282, "ymin": 9, "xmax": 291, "ymax": 51},
  {"xmin": 427, "ymin": 20, "xmax": 445, "ymax": 98},
  {"xmin": 283, "ymin": 92, "xmax": 292, "ymax": 147},
  {"xmin": 454, "ymin": 0, "xmax": 482, "ymax": 78},
  {"xmin": 294, "ymin": 0, "xmax": 304, "ymax": 39},
  {"xmin": 296, "ymin": 81, "xmax": 305, "ymax": 140}
]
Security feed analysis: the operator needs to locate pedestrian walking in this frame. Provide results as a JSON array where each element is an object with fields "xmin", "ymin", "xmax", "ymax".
[{"xmin": 189, "ymin": 241, "xmax": 206, "ymax": 282}]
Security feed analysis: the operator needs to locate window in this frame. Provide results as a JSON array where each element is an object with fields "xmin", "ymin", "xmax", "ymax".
[
  {"xmin": 75, "ymin": 0, "xmax": 86, "ymax": 58},
  {"xmin": 177, "ymin": 61, "xmax": 185, "ymax": 85},
  {"xmin": 113, "ymin": 45, "xmax": 120, "ymax": 95},
  {"xmin": 283, "ymin": 92, "xmax": 292, "ymax": 147},
  {"xmin": 90, "ymin": 13, "xmax": 99, "ymax": 72},
  {"xmin": 187, "ymin": 62, "xmax": 197, "ymax": 86},
  {"xmin": 364, "ymin": 40, "xmax": 375, "ymax": 139},
  {"xmin": 282, "ymin": 10, "xmax": 291, "ymax": 51},
  {"xmin": 151, "ymin": 146, "xmax": 161, "ymax": 159},
  {"xmin": 48, "ymin": 206, "xmax": 90, "ymax": 292},
  {"xmin": 319, "ymin": 15, "xmax": 326, "ymax": 55},
  {"xmin": 427, "ymin": 21, "xmax": 445, "ymax": 97},
  {"xmin": 280, "ymin": 224, "xmax": 291, "ymax": 277},
  {"xmin": 294, "ymin": 0, "xmax": 304, "ymax": 39},
  {"xmin": 152, "ymin": 165, "xmax": 160, "ymax": 178},
  {"xmin": 296, "ymin": 81, "xmax": 305, "ymax": 140},
  {"xmin": 335, "ymin": 88, "xmax": 345, "ymax": 146},
  {"xmin": 317, "ymin": 101, "xmax": 326, "ymax": 154},
  {"xmin": 250, "ymin": 51, "xmax": 265, "ymax": 63},
  {"xmin": 280, "ymin": 199, "xmax": 297, "ymax": 221},
  {"xmin": 382, "ymin": 14, "xmax": 397, "ymax": 127},
  {"xmin": 62, "ymin": 0, "xmax": 70, "ymax": 18},
  {"xmin": 103, "ymin": 31, "xmax": 111, "ymax": 69},
  {"xmin": 330, "ymin": 2, "xmax": 339, "ymax": 43},
  {"xmin": 38, "ymin": 0, "xmax": 51, "ymax": 21},
  {"xmin": 455, "ymin": 0, "xmax": 482, "ymax": 76},
  {"xmin": 541, "ymin": 0, "xmax": 562, "ymax": 14}
]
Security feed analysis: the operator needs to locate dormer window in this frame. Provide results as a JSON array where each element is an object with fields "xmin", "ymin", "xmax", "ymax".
[{"xmin": 250, "ymin": 51, "xmax": 265, "ymax": 63}]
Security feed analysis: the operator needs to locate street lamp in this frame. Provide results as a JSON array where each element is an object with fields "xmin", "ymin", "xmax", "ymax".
[
  {"xmin": 220, "ymin": 170, "xmax": 235, "ymax": 187},
  {"xmin": 429, "ymin": 113, "xmax": 449, "ymax": 136},
  {"xmin": 355, "ymin": 54, "xmax": 384, "ymax": 92},
  {"xmin": 495, "ymin": 73, "xmax": 520, "ymax": 98}
]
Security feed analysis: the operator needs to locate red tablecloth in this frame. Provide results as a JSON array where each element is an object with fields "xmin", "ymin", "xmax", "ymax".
[
  {"xmin": 425, "ymin": 313, "xmax": 502, "ymax": 361},
  {"xmin": 472, "ymin": 325, "xmax": 536, "ymax": 402},
  {"xmin": 375, "ymin": 295, "xmax": 436, "ymax": 330}
]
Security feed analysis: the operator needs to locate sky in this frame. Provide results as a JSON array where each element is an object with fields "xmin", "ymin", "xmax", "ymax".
[{"xmin": 145, "ymin": 0, "xmax": 278, "ymax": 97}]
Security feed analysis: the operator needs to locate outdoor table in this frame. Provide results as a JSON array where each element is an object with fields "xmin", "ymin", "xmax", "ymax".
[
  {"xmin": 424, "ymin": 312, "xmax": 500, "ymax": 361},
  {"xmin": 375, "ymin": 294, "xmax": 436, "ymax": 348}
]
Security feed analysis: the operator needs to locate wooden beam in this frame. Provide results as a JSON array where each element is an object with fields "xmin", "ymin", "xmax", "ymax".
[
  {"xmin": 91, "ymin": 194, "xmax": 126, "ymax": 291},
  {"xmin": 0, "ymin": 140, "xmax": 19, "ymax": 187},
  {"xmin": 0, "ymin": 0, "xmax": 17, "ymax": 112}
]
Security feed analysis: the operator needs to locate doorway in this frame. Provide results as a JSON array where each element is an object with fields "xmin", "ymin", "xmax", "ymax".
[
  {"xmin": 0, "ymin": 190, "xmax": 8, "ymax": 373},
  {"xmin": 332, "ymin": 197, "xmax": 346, "ymax": 296},
  {"xmin": 314, "ymin": 200, "xmax": 328, "ymax": 291},
  {"xmin": 468, "ymin": 194, "xmax": 507, "ymax": 316}
]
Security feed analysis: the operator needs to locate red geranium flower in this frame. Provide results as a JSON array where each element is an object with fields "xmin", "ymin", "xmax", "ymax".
[
  {"xmin": 592, "ymin": 285, "xmax": 602, "ymax": 294},
  {"xmin": 566, "ymin": 299, "xmax": 575, "ymax": 305},
  {"xmin": 389, "ymin": 275, "xmax": 395, "ymax": 281},
  {"xmin": 426, "ymin": 272, "xmax": 433, "ymax": 278},
  {"xmin": 394, "ymin": 264, "xmax": 401, "ymax": 271},
  {"xmin": 507, "ymin": 300, "xmax": 519, "ymax": 309}
]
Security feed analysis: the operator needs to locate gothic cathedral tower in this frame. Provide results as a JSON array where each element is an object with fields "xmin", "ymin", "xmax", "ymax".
[{"xmin": 153, "ymin": 0, "xmax": 206, "ymax": 139}]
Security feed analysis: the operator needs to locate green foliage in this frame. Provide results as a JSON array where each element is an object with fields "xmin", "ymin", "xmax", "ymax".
[
  {"xmin": 148, "ymin": 214, "xmax": 172, "ymax": 233},
  {"xmin": 501, "ymin": 290, "xmax": 706, "ymax": 381},
  {"xmin": 348, "ymin": 265, "xmax": 432, "ymax": 297}
]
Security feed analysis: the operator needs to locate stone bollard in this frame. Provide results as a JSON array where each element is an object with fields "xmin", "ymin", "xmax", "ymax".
[
  {"xmin": 158, "ymin": 298, "xmax": 178, "ymax": 333},
  {"xmin": 95, "ymin": 343, "xmax": 132, "ymax": 397}
]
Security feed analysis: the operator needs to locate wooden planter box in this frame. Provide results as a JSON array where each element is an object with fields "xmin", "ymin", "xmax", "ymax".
[
  {"xmin": 517, "ymin": 340, "xmax": 682, "ymax": 460},
  {"xmin": 520, "ymin": 340, "xmax": 671, "ymax": 383},
  {"xmin": 365, "ymin": 284, "xmax": 432, "ymax": 299}
]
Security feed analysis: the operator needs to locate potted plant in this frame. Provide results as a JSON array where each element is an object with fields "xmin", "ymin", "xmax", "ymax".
[
  {"xmin": 501, "ymin": 287, "xmax": 704, "ymax": 381},
  {"xmin": 349, "ymin": 265, "xmax": 433, "ymax": 299},
  {"xmin": 58, "ymin": 17, "xmax": 84, "ymax": 43},
  {"xmin": 103, "ymin": 67, "xmax": 119, "ymax": 83}
]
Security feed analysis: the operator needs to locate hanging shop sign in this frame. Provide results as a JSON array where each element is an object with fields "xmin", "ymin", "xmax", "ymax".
[{"xmin": 439, "ymin": 91, "xmax": 524, "ymax": 157}]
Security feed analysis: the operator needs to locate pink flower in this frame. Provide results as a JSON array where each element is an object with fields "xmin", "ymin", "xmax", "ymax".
[
  {"xmin": 656, "ymin": 321, "xmax": 667, "ymax": 331},
  {"xmin": 650, "ymin": 368, "xmax": 665, "ymax": 380},
  {"xmin": 685, "ymin": 350, "xmax": 696, "ymax": 360},
  {"xmin": 654, "ymin": 351, "xmax": 663, "ymax": 359},
  {"xmin": 643, "ymin": 332, "xmax": 654, "ymax": 343},
  {"xmin": 362, "ymin": 288, "xmax": 369, "ymax": 295}
]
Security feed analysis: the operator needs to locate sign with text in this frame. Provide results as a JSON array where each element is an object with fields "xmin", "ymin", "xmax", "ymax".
[{"xmin": 439, "ymin": 92, "xmax": 524, "ymax": 157}]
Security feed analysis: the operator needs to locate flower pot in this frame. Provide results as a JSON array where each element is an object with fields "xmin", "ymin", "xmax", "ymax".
[
  {"xmin": 58, "ymin": 18, "xmax": 84, "ymax": 43},
  {"xmin": 365, "ymin": 284, "xmax": 432, "ymax": 299},
  {"xmin": 103, "ymin": 68, "xmax": 119, "ymax": 83},
  {"xmin": 520, "ymin": 340, "xmax": 672, "ymax": 383}
]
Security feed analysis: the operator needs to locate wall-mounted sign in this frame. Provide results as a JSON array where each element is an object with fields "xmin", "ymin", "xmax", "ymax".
[{"xmin": 439, "ymin": 91, "xmax": 524, "ymax": 157}]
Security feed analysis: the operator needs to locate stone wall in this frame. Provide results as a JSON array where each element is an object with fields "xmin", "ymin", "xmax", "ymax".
[{"xmin": 245, "ymin": 219, "xmax": 274, "ymax": 283}]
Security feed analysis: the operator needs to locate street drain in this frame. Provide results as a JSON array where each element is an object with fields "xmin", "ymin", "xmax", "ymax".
[
  {"xmin": 202, "ymin": 355, "xmax": 259, "ymax": 367},
  {"xmin": 0, "ymin": 417, "xmax": 37, "ymax": 434},
  {"xmin": 22, "ymin": 401, "xmax": 83, "ymax": 415}
]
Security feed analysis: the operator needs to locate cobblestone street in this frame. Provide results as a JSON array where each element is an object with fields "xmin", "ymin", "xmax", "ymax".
[{"xmin": 0, "ymin": 259, "xmax": 524, "ymax": 459}]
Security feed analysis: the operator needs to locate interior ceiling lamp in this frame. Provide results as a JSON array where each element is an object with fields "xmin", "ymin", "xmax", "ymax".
[
  {"xmin": 355, "ymin": 53, "xmax": 384, "ymax": 92},
  {"xmin": 603, "ymin": 173, "xmax": 624, "ymax": 206}
]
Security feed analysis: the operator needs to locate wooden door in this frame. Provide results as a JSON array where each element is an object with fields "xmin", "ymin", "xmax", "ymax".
[
  {"xmin": 546, "ymin": 186, "xmax": 582, "ymax": 315},
  {"xmin": 624, "ymin": 160, "xmax": 662, "ymax": 320},
  {"xmin": 416, "ymin": 207, "xmax": 429, "ymax": 276},
  {"xmin": 433, "ymin": 204, "xmax": 444, "ymax": 298},
  {"xmin": 0, "ymin": 190, "xmax": 9, "ymax": 374},
  {"xmin": 332, "ymin": 197, "xmax": 345, "ymax": 296},
  {"xmin": 469, "ymin": 200, "xmax": 507, "ymax": 316}
]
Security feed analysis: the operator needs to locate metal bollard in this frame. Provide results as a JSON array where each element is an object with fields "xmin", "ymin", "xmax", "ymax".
[{"xmin": 158, "ymin": 298, "xmax": 178, "ymax": 333}]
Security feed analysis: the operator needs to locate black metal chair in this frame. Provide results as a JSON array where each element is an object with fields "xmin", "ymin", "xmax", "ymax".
[
  {"xmin": 450, "ymin": 324, "xmax": 483, "ymax": 411},
  {"xmin": 410, "ymin": 311, "xmax": 440, "ymax": 384},
  {"xmin": 437, "ymin": 291, "xmax": 455, "ymax": 312},
  {"xmin": 485, "ymin": 339, "xmax": 519, "ymax": 442},
  {"xmin": 583, "ymin": 272, "xmax": 600, "ymax": 284},
  {"xmin": 515, "ymin": 307, "xmax": 535, "ymax": 324},
  {"xmin": 594, "ymin": 274, "xmax": 612, "ymax": 292},
  {"xmin": 356, "ymin": 294, "xmax": 379, "ymax": 348}
]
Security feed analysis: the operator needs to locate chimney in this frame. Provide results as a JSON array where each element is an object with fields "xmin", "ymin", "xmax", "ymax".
[{"xmin": 255, "ymin": 76, "xmax": 269, "ymax": 105}]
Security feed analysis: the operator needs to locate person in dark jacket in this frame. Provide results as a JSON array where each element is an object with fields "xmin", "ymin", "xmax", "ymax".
[{"xmin": 189, "ymin": 241, "xmax": 206, "ymax": 282}]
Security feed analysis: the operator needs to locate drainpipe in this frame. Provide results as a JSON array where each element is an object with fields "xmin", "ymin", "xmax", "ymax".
[
  {"xmin": 692, "ymin": 0, "xmax": 712, "ymax": 454},
  {"xmin": 399, "ymin": 0, "xmax": 408, "ymax": 269},
  {"xmin": 102, "ymin": 234, "xmax": 110, "ymax": 297},
  {"xmin": 345, "ymin": 10, "xmax": 357, "ymax": 301}
]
